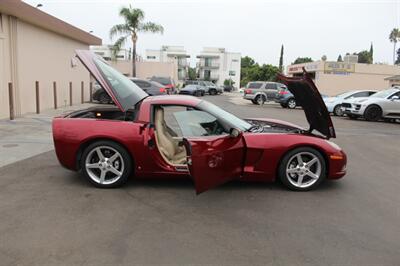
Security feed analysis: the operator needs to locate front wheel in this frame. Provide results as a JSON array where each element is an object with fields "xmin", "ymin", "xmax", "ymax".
[
  {"xmin": 81, "ymin": 140, "xmax": 132, "ymax": 188},
  {"xmin": 287, "ymin": 98, "xmax": 297, "ymax": 109},
  {"xmin": 333, "ymin": 105, "xmax": 343, "ymax": 116},
  {"xmin": 209, "ymin": 89, "xmax": 217, "ymax": 95},
  {"xmin": 278, "ymin": 147, "xmax": 326, "ymax": 191},
  {"xmin": 364, "ymin": 105, "xmax": 382, "ymax": 121}
]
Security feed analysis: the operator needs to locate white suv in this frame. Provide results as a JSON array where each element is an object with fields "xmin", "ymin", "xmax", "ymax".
[{"xmin": 341, "ymin": 87, "xmax": 400, "ymax": 121}]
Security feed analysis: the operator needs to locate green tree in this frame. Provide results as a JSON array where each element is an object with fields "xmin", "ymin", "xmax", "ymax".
[
  {"xmin": 293, "ymin": 57, "xmax": 313, "ymax": 64},
  {"xmin": 389, "ymin": 28, "xmax": 400, "ymax": 64},
  {"xmin": 110, "ymin": 5, "xmax": 164, "ymax": 77},
  {"xmin": 337, "ymin": 55, "xmax": 343, "ymax": 62},
  {"xmin": 224, "ymin": 79, "xmax": 235, "ymax": 86},
  {"xmin": 395, "ymin": 48, "xmax": 400, "ymax": 64},
  {"xmin": 357, "ymin": 50, "xmax": 373, "ymax": 64},
  {"xmin": 279, "ymin": 44, "xmax": 284, "ymax": 73},
  {"xmin": 188, "ymin": 67, "xmax": 197, "ymax": 80},
  {"xmin": 241, "ymin": 56, "xmax": 255, "ymax": 68}
]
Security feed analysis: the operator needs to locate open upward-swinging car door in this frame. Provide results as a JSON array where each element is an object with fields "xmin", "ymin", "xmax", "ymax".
[{"xmin": 183, "ymin": 132, "xmax": 245, "ymax": 194}]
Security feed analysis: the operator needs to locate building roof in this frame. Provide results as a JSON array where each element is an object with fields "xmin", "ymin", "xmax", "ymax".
[
  {"xmin": 384, "ymin": 75, "xmax": 400, "ymax": 81},
  {"xmin": 0, "ymin": 0, "xmax": 101, "ymax": 45}
]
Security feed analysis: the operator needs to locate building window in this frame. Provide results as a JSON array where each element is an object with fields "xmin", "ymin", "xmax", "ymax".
[
  {"xmin": 116, "ymin": 55, "xmax": 125, "ymax": 59},
  {"xmin": 94, "ymin": 52, "xmax": 105, "ymax": 56},
  {"xmin": 147, "ymin": 56, "xmax": 156, "ymax": 59},
  {"xmin": 229, "ymin": 70, "xmax": 236, "ymax": 76},
  {"xmin": 0, "ymin": 13, "xmax": 3, "ymax": 32},
  {"xmin": 232, "ymin": 59, "xmax": 238, "ymax": 62}
]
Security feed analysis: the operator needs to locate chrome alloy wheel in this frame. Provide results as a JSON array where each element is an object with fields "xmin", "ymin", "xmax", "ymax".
[
  {"xmin": 85, "ymin": 146, "xmax": 124, "ymax": 185},
  {"xmin": 287, "ymin": 99, "xmax": 296, "ymax": 109},
  {"xmin": 286, "ymin": 152, "xmax": 322, "ymax": 189}
]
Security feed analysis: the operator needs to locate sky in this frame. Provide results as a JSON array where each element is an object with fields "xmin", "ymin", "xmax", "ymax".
[{"xmin": 24, "ymin": 0, "xmax": 400, "ymax": 67}]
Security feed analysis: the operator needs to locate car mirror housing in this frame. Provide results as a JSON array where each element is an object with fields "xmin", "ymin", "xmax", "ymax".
[{"xmin": 229, "ymin": 128, "xmax": 242, "ymax": 138}]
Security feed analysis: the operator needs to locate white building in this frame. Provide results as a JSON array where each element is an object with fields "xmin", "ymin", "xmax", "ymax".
[
  {"xmin": 145, "ymin": 46, "xmax": 190, "ymax": 84},
  {"xmin": 196, "ymin": 47, "xmax": 241, "ymax": 88},
  {"xmin": 90, "ymin": 45, "xmax": 129, "ymax": 61}
]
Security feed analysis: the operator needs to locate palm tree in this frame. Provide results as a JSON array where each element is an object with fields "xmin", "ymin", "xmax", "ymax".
[
  {"xmin": 389, "ymin": 28, "xmax": 400, "ymax": 64},
  {"xmin": 110, "ymin": 6, "xmax": 164, "ymax": 77}
]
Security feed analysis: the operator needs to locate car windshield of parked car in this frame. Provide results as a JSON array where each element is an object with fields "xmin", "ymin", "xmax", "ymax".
[
  {"xmin": 371, "ymin": 88, "xmax": 399, "ymax": 98},
  {"xmin": 334, "ymin": 91, "xmax": 354, "ymax": 98},
  {"xmin": 94, "ymin": 57, "xmax": 147, "ymax": 108},
  {"xmin": 204, "ymin": 81, "xmax": 215, "ymax": 86},
  {"xmin": 197, "ymin": 101, "xmax": 251, "ymax": 131},
  {"xmin": 247, "ymin": 82, "xmax": 263, "ymax": 89}
]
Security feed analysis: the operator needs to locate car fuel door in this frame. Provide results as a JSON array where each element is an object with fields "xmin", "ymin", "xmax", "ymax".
[{"xmin": 183, "ymin": 131, "xmax": 245, "ymax": 194}]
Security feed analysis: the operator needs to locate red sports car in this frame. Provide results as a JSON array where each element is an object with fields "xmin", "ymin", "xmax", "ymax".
[{"xmin": 52, "ymin": 50, "xmax": 347, "ymax": 193}]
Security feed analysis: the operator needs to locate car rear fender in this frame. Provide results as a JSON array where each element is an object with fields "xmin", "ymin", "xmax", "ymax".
[{"xmin": 75, "ymin": 137, "xmax": 135, "ymax": 171}]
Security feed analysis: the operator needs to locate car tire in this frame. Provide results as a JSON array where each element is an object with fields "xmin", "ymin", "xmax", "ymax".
[
  {"xmin": 280, "ymin": 103, "xmax": 287, "ymax": 108},
  {"xmin": 287, "ymin": 98, "xmax": 297, "ymax": 109},
  {"xmin": 364, "ymin": 105, "xmax": 382, "ymax": 121},
  {"xmin": 333, "ymin": 105, "xmax": 343, "ymax": 116},
  {"xmin": 99, "ymin": 92, "xmax": 111, "ymax": 104},
  {"xmin": 251, "ymin": 100, "xmax": 258, "ymax": 105},
  {"xmin": 80, "ymin": 140, "xmax": 132, "ymax": 188},
  {"xmin": 255, "ymin": 95, "xmax": 266, "ymax": 105},
  {"xmin": 209, "ymin": 89, "xmax": 217, "ymax": 95},
  {"xmin": 278, "ymin": 147, "xmax": 326, "ymax": 191},
  {"xmin": 201, "ymin": 91, "xmax": 205, "ymax": 96}
]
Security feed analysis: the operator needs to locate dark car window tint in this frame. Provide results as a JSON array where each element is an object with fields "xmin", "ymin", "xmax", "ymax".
[
  {"xmin": 248, "ymin": 82, "xmax": 263, "ymax": 89},
  {"xmin": 151, "ymin": 77, "xmax": 171, "ymax": 85},
  {"xmin": 265, "ymin": 83, "xmax": 277, "ymax": 90},
  {"xmin": 350, "ymin": 92, "xmax": 370, "ymax": 98},
  {"xmin": 389, "ymin": 91, "xmax": 400, "ymax": 99}
]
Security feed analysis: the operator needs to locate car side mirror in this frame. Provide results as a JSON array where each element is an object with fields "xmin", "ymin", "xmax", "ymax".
[
  {"xmin": 391, "ymin": 96, "xmax": 400, "ymax": 101},
  {"xmin": 229, "ymin": 128, "xmax": 242, "ymax": 138}
]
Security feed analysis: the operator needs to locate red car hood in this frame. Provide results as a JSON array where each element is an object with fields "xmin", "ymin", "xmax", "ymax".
[{"xmin": 277, "ymin": 69, "xmax": 336, "ymax": 139}]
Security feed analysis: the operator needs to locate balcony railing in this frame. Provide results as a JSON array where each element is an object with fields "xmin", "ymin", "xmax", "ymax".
[{"xmin": 197, "ymin": 62, "xmax": 220, "ymax": 68}]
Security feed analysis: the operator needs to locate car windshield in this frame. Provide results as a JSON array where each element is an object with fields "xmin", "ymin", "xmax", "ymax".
[
  {"xmin": 247, "ymin": 82, "xmax": 263, "ymax": 89},
  {"xmin": 371, "ymin": 88, "xmax": 399, "ymax": 98},
  {"xmin": 205, "ymin": 81, "xmax": 215, "ymax": 86},
  {"xmin": 197, "ymin": 101, "xmax": 251, "ymax": 131},
  {"xmin": 152, "ymin": 77, "xmax": 171, "ymax": 85}
]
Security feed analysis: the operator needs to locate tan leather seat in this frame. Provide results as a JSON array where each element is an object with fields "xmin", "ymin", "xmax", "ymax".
[{"xmin": 155, "ymin": 108, "xmax": 186, "ymax": 165}]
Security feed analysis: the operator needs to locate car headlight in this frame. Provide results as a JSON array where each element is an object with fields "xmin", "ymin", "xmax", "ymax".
[{"xmin": 326, "ymin": 140, "xmax": 341, "ymax": 150}]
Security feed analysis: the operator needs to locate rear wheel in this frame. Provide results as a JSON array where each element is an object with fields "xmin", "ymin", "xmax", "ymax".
[
  {"xmin": 81, "ymin": 141, "xmax": 132, "ymax": 188},
  {"xmin": 255, "ymin": 95, "xmax": 266, "ymax": 105},
  {"xmin": 333, "ymin": 105, "xmax": 343, "ymax": 116},
  {"xmin": 364, "ymin": 105, "xmax": 382, "ymax": 121},
  {"xmin": 278, "ymin": 147, "xmax": 326, "ymax": 191},
  {"xmin": 287, "ymin": 98, "xmax": 297, "ymax": 109}
]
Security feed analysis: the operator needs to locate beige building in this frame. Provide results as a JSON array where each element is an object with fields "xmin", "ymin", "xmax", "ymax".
[
  {"xmin": 287, "ymin": 61, "xmax": 400, "ymax": 96},
  {"xmin": 0, "ymin": 1, "xmax": 101, "ymax": 119}
]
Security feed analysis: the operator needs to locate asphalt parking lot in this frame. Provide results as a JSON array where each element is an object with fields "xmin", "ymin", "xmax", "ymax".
[{"xmin": 1, "ymin": 94, "xmax": 400, "ymax": 265}]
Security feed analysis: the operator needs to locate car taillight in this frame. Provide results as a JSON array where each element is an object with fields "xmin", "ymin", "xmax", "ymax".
[
  {"xmin": 159, "ymin": 87, "xmax": 166, "ymax": 93},
  {"xmin": 245, "ymin": 89, "xmax": 252, "ymax": 94},
  {"xmin": 279, "ymin": 90, "xmax": 289, "ymax": 95}
]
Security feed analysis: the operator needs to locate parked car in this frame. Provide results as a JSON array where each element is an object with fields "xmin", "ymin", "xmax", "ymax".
[
  {"xmin": 323, "ymin": 90, "xmax": 376, "ymax": 116},
  {"xmin": 52, "ymin": 50, "xmax": 347, "ymax": 192},
  {"xmin": 179, "ymin": 85, "xmax": 206, "ymax": 96},
  {"xmin": 149, "ymin": 76, "xmax": 176, "ymax": 94},
  {"xmin": 184, "ymin": 80, "xmax": 222, "ymax": 95},
  {"xmin": 223, "ymin": 85, "xmax": 234, "ymax": 92},
  {"xmin": 341, "ymin": 87, "xmax": 400, "ymax": 121},
  {"xmin": 243, "ymin": 81, "xmax": 287, "ymax": 105},
  {"xmin": 130, "ymin": 78, "xmax": 168, "ymax": 96},
  {"xmin": 274, "ymin": 87, "xmax": 298, "ymax": 109}
]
